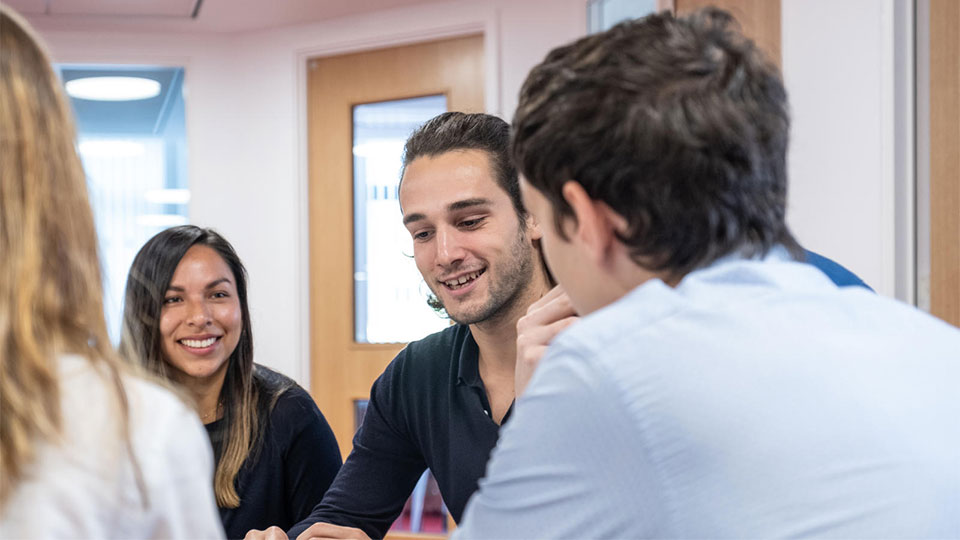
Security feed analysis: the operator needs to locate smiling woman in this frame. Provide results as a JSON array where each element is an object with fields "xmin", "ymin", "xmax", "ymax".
[
  {"xmin": 119, "ymin": 225, "xmax": 343, "ymax": 538},
  {"xmin": 158, "ymin": 244, "xmax": 243, "ymax": 390}
]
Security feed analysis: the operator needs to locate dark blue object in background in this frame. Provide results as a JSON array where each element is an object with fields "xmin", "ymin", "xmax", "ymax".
[{"xmin": 804, "ymin": 250, "xmax": 873, "ymax": 291}]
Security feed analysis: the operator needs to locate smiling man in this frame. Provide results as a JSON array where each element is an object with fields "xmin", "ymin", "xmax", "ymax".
[
  {"xmin": 454, "ymin": 9, "xmax": 960, "ymax": 539},
  {"xmin": 246, "ymin": 112, "xmax": 553, "ymax": 540}
]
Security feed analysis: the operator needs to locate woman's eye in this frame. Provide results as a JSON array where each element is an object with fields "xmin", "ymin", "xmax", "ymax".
[
  {"xmin": 163, "ymin": 296, "xmax": 181, "ymax": 305},
  {"xmin": 212, "ymin": 291, "xmax": 229, "ymax": 299}
]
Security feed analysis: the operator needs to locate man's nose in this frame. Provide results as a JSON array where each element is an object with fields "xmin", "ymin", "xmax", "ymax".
[{"xmin": 435, "ymin": 226, "xmax": 466, "ymax": 268}]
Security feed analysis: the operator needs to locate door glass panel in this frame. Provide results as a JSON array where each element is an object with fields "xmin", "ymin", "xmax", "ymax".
[
  {"xmin": 353, "ymin": 95, "xmax": 449, "ymax": 344},
  {"xmin": 587, "ymin": 0, "xmax": 657, "ymax": 33},
  {"xmin": 58, "ymin": 64, "xmax": 189, "ymax": 343}
]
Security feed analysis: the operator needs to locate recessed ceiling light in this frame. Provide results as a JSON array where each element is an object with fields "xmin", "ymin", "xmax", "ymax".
[
  {"xmin": 78, "ymin": 140, "xmax": 146, "ymax": 157},
  {"xmin": 65, "ymin": 76, "xmax": 161, "ymax": 101},
  {"xmin": 137, "ymin": 214, "xmax": 189, "ymax": 228},
  {"xmin": 145, "ymin": 189, "xmax": 191, "ymax": 205}
]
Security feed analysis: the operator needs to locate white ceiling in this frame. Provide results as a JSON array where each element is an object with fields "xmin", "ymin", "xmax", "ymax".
[
  {"xmin": 7, "ymin": 0, "xmax": 199, "ymax": 18},
  {"xmin": 7, "ymin": 0, "xmax": 447, "ymax": 33}
]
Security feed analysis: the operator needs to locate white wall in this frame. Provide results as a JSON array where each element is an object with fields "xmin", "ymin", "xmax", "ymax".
[
  {"xmin": 36, "ymin": 0, "xmax": 907, "ymax": 386},
  {"xmin": 782, "ymin": 0, "xmax": 911, "ymax": 298},
  {"xmin": 36, "ymin": 0, "xmax": 588, "ymax": 387}
]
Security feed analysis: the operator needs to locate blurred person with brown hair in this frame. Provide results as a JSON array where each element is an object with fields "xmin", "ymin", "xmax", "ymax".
[
  {"xmin": 120, "ymin": 225, "xmax": 342, "ymax": 539},
  {"xmin": 455, "ymin": 8, "xmax": 960, "ymax": 538},
  {"xmin": 0, "ymin": 6, "xmax": 224, "ymax": 538}
]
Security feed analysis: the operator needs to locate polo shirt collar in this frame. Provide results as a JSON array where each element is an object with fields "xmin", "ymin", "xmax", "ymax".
[{"xmin": 455, "ymin": 326, "xmax": 483, "ymax": 389}]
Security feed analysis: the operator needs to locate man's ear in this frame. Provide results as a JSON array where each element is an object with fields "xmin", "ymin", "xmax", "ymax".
[
  {"xmin": 524, "ymin": 212, "xmax": 543, "ymax": 241},
  {"xmin": 560, "ymin": 181, "xmax": 625, "ymax": 266}
]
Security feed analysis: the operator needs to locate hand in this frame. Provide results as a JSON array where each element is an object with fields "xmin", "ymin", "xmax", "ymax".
[
  {"xmin": 244, "ymin": 526, "xmax": 288, "ymax": 540},
  {"xmin": 515, "ymin": 285, "xmax": 579, "ymax": 396},
  {"xmin": 296, "ymin": 522, "xmax": 371, "ymax": 540}
]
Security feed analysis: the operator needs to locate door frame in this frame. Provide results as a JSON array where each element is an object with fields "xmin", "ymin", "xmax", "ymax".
[
  {"xmin": 922, "ymin": 0, "xmax": 960, "ymax": 325},
  {"xmin": 292, "ymin": 12, "xmax": 501, "ymax": 390}
]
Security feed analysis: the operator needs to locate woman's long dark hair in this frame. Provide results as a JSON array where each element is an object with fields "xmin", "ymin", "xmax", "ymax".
[{"xmin": 120, "ymin": 225, "xmax": 283, "ymax": 508}]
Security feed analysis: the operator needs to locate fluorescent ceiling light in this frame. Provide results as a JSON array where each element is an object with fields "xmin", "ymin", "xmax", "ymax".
[
  {"xmin": 66, "ymin": 76, "xmax": 161, "ymax": 101},
  {"xmin": 145, "ymin": 189, "xmax": 191, "ymax": 205},
  {"xmin": 78, "ymin": 139, "xmax": 145, "ymax": 158},
  {"xmin": 137, "ymin": 214, "xmax": 189, "ymax": 228}
]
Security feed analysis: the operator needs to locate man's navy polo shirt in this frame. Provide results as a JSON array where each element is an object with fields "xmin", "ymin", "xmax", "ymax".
[{"xmin": 289, "ymin": 324, "xmax": 510, "ymax": 539}]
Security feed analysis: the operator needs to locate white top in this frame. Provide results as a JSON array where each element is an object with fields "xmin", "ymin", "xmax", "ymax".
[
  {"xmin": 1, "ymin": 355, "xmax": 225, "ymax": 540},
  {"xmin": 455, "ymin": 250, "xmax": 960, "ymax": 539}
]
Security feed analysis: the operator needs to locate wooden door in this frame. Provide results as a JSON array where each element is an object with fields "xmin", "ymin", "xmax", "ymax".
[
  {"xmin": 675, "ymin": 0, "xmax": 781, "ymax": 67},
  {"xmin": 929, "ymin": 0, "xmax": 959, "ymax": 327},
  {"xmin": 306, "ymin": 35, "xmax": 483, "ymax": 529}
]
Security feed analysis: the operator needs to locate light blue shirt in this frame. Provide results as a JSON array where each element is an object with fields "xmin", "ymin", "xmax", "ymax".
[{"xmin": 454, "ymin": 250, "xmax": 960, "ymax": 538}]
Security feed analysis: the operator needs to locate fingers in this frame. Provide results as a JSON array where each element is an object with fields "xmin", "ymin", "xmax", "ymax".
[
  {"xmin": 516, "ymin": 286, "xmax": 580, "ymax": 397},
  {"xmin": 244, "ymin": 526, "xmax": 287, "ymax": 540},
  {"xmin": 518, "ymin": 315, "xmax": 578, "ymax": 359},
  {"xmin": 526, "ymin": 284, "xmax": 570, "ymax": 315},
  {"xmin": 515, "ymin": 316, "xmax": 578, "ymax": 396},
  {"xmin": 297, "ymin": 522, "xmax": 370, "ymax": 540},
  {"xmin": 518, "ymin": 344, "xmax": 549, "ymax": 366},
  {"xmin": 537, "ymin": 315, "xmax": 579, "ymax": 344},
  {"xmin": 519, "ymin": 289, "xmax": 577, "ymax": 333}
]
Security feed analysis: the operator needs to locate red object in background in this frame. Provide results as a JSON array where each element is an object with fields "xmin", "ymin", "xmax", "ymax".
[{"xmin": 390, "ymin": 472, "xmax": 447, "ymax": 534}]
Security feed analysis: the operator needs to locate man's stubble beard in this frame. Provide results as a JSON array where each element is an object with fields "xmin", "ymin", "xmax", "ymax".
[{"xmin": 425, "ymin": 226, "xmax": 535, "ymax": 326}]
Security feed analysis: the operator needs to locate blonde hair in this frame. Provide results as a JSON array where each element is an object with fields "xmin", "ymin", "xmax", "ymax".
[{"xmin": 0, "ymin": 5, "xmax": 145, "ymax": 507}]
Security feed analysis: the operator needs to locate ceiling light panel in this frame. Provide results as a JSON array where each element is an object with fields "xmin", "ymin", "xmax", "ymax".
[{"xmin": 66, "ymin": 76, "xmax": 161, "ymax": 101}]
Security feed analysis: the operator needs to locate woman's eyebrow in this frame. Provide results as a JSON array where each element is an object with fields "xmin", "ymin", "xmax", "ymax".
[
  {"xmin": 205, "ymin": 277, "xmax": 232, "ymax": 289},
  {"xmin": 166, "ymin": 277, "xmax": 232, "ymax": 292}
]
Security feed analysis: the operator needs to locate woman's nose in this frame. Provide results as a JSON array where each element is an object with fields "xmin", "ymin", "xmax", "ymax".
[{"xmin": 185, "ymin": 300, "xmax": 212, "ymax": 327}]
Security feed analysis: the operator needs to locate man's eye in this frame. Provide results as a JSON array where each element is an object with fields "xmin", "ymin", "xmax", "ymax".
[
  {"xmin": 459, "ymin": 217, "xmax": 485, "ymax": 228},
  {"xmin": 413, "ymin": 230, "xmax": 432, "ymax": 241}
]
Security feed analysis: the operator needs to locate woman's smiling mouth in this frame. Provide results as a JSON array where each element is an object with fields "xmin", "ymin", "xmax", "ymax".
[{"xmin": 178, "ymin": 336, "xmax": 222, "ymax": 353}]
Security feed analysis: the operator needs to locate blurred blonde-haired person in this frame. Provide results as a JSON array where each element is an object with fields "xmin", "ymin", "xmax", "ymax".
[{"xmin": 0, "ymin": 6, "xmax": 224, "ymax": 539}]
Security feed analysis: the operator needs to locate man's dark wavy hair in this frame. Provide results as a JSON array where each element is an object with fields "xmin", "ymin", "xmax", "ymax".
[
  {"xmin": 401, "ymin": 112, "xmax": 526, "ymax": 221},
  {"xmin": 512, "ymin": 8, "xmax": 800, "ymax": 278}
]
